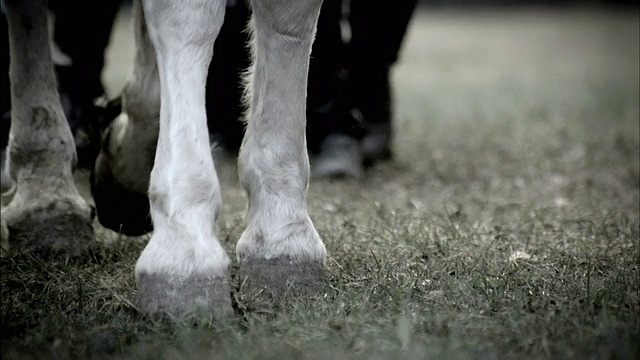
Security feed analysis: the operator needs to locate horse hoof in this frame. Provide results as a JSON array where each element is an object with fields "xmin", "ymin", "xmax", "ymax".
[
  {"xmin": 91, "ymin": 152, "xmax": 153, "ymax": 236},
  {"xmin": 4, "ymin": 200, "xmax": 94, "ymax": 258},
  {"xmin": 239, "ymin": 257, "xmax": 327, "ymax": 296},
  {"xmin": 136, "ymin": 272, "xmax": 234, "ymax": 321}
]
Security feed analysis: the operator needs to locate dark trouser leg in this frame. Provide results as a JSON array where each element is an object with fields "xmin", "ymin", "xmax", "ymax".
[
  {"xmin": 306, "ymin": 0, "xmax": 367, "ymax": 156},
  {"xmin": 348, "ymin": 0, "xmax": 417, "ymax": 164},
  {"xmin": 348, "ymin": 0, "xmax": 417, "ymax": 125},
  {"xmin": 305, "ymin": 0, "xmax": 370, "ymax": 179}
]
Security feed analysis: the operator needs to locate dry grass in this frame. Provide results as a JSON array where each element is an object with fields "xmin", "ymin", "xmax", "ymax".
[{"xmin": 1, "ymin": 6, "xmax": 639, "ymax": 359}]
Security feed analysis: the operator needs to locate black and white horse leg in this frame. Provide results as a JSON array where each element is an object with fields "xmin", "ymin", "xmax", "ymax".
[
  {"xmin": 91, "ymin": 0, "xmax": 159, "ymax": 236},
  {"xmin": 237, "ymin": 0, "xmax": 327, "ymax": 293},
  {"xmin": 134, "ymin": 0, "xmax": 232, "ymax": 318},
  {"xmin": 1, "ymin": 0, "xmax": 93, "ymax": 256}
]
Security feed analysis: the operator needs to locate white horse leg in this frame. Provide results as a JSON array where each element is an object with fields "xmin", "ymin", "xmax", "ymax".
[
  {"xmin": 91, "ymin": 0, "xmax": 159, "ymax": 236},
  {"xmin": 1, "ymin": 0, "xmax": 93, "ymax": 256},
  {"xmin": 236, "ymin": 0, "xmax": 327, "ymax": 293},
  {"xmin": 134, "ymin": 0, "xmax": 232, "ymax": 318}
]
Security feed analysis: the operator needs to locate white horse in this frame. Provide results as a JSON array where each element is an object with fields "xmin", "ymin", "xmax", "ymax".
[{"xmin": 1, "ymin": 0, "xmax": 327, "ymax": 318}]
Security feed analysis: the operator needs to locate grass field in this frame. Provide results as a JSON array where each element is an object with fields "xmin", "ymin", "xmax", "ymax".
[{"xmin": 1, "ymin": 5, "xmax": 639, "ymax": 359}]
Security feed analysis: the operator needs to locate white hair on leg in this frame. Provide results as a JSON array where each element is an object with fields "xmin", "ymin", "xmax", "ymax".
[
  {"xmin": 133, "ymin": 0, "xmax": 233, "ymax": 318},
  {"xmin": 236, "ymin": 0, "xmax": 327, "ymax": 293},
  {"xmin": 1, "ymin": 0, "xmax": 93, "ymax": 257}
]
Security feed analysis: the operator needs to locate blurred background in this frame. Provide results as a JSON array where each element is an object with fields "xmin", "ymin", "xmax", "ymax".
[{"xmin": 420, "ymin": 0, "xmax": 637, "ymax": 6}]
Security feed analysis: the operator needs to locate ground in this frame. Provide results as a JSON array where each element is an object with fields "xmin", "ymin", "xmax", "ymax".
[{"xmin": 1, "ymin": 5, "xmax": 638, "ymax": 359}]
